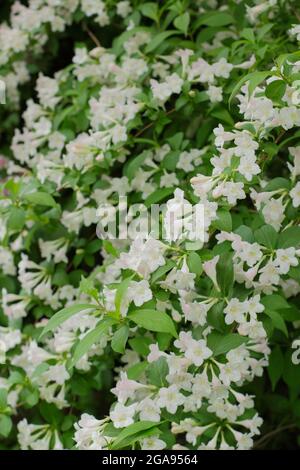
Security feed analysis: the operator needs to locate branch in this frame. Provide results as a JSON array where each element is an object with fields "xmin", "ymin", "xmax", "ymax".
[{"xmin": 253, "ymin": 423, "xmax": 297, "ymax": 449}]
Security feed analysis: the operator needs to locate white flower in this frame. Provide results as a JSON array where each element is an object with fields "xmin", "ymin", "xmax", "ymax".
[
  {"xmin": 202, "ymin": 256, "xmax": 219, "ymax": 289},
  {"xmin": 274, "ymin": 247, "xmax": 298, "ymax": 274},
  {"xmin": 74, "ymin": 414, "xmax": 110, "ymax": 450},
  {"xmin": 243, "ymin": 295, "xmax": 264, "ymax": 318},
  {"xmin": 259, "ymin": 261, "xmax": 280, "ymax": 286},
  {"xmin": 157, "ymin": 385, "xmax": 185, "ymax": 414},
  {"xmin": 110, "ymin": 403, "xmax": 136, "ymax": 428},
  {"xmin": 238, "ymin": 156, "xmax": 260, "ymax": 181},
  {"xmin": 224, "ymin": 299, "xmax": 246, "ymax": 325},
  {"xmin": 127, "ymin": 280, "xmax": 153, "ymax": 306},
  {"xmin": 150, "ymin": 73, "xmax": 183, "ymax": 104},
  {"xmin": 111, "ymin": 372, "xmax": 147, "ymax": 403},
  {"xmin": 262, "ymin": 197, "xmax": 285, "ymax": 230},
  {"xmin": 191, "ymin": 174, "xmax": 216, "ymax": 199},
  {"xmin": 212, "ymin": 58, "xmax": 233, "ymax": 78},
  {"xmin": 138, "ymin": 398, "xmax": 161, "ymax": 422},
  {"xmin": 185, "ymin": 339, "xmax": 212, "ymax": 367},
  {"xmin": 141, "ymin": 436, "xmax": 166, "ymax": 450},
  {"xmin": 207, "ymin": 85, "xmax": 222, "ymax": 103},
  {"xmin": 117, "ymin": 1, "xmax": 132, "ymax": 18},
  {"xmin": 290, "ymin": 181, "xmax": 300, "ymax": 207}
]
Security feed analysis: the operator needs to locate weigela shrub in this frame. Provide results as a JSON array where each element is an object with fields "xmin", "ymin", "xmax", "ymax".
[{"xmin": 1, "ymin": 0, "xmax": 300, "ymax": 450}]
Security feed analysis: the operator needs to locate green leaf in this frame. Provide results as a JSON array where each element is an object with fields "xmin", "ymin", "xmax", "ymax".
[
  {"xmin": 70, "ymin": 317, "xmax": 116, "ymax": 367},
  {"xmin": 229, "ymin": 71, "xmax": 272, "ymax": 106},
  {"xmin": 124, "ymin": 150, "xmax": 149, "ymax": 180},
  {"xmin": 146, "ymin": 357, "xmax": 169, "ymax": 387},
  {"xmin": 241, "ymin": 28, "xmax": 256, "ymax": 43},
  {"xmin": 79, "ymin": 276, "xmax": 99, "ymax": 301},
  {"xmin": 24, "ymin": 192, "xmax": 57, "ymax": 207},
  {"xmin": 261, "ymin": 294, "xmax": 290, "ymax": 311},
  {"xmin": 234, "ymin": 225, "xmax": 254, "ymax": 243},
  {"xmin": 127, "ymin": 361, "xmax": 148, "ymax": 380},
  {"xmin": 263, "ymin": 177, "xmax": 290, "ymax": 192},
  {"xmin": 0, "ymin": 415, "xmax": 12, "ymax": 438},
  {"xmin": 129, "ymin": 309, "xmax": 177, "ymax": 337},
  {"xmin": 208, "ymin": 333, "xmax": 248, "ymax": 356},
  {"xmin": 210, "ymin": 107, "xmax": 234, "ymax": 126},
  {"xmin": 111, "ymin": 325, "xmax": 129, "ymax": 354},
  {"xmin": 0, "ymin": 389, "xmax": 7, "ymax": 409},
  {"xmin": 31, "ymin": 363, "xmax": 50, "ymax": 380},
  {"xmin": 277, "ymin": 226, "xmax": 300, "ymax": 248},
  {"xmin": 265, "ymin": 80, "xmax": 286, "ymax": 101},
  {"xmin": 268, "ymin": 346, "xmax": 284, "ymax": 390},
  {"xmin": 110, "ymin": 421, "xmax": 159, "ymax": 450},
  {"xmin": 144, "ymin": 187, "xmax": 175, "ymax": 207},
  {"xmin": 151, "ymin": 260, "xmax": 176, "ymax": 284},
  {"xmin": 216, "ymin": 252, "xmax": 234, "ymax": 296},
  {"xmin": 40, "ymin": 303, "xmax": 97, "ymax": 338},
  {"xmin": 129, "ymin": 337, "xmax": 152, "ymax": 356},
  {"xmin": 265, "ymin": 310, "xmax": 288, "ymax": 337},
  {"xmin": 254, "ymin": 224, "xmax": 278, "ymax": 249},
  {"xmin": 19, "ymin": 386, "xmax": 39, "ymax": 407},
  {"xmin": 174, "ymin": 12, "xmax": 190, "ymax": 35},
  {"xmin": 145, "ymin": 30, "xmax": 181, "ymax": 53},
  {"xmin": 194, "ymin": 11, "xmax": 234, "ymax": 28},
  {"xmin": 207, "ymin": 301, "xmax": 226, "ymax": 331},
  {"xmin": 7, "ymin": 207, "xmax": 25, "ymax": 231},
  {"xmin": 279, "ymin": 306, "xmax": 300, "ymax": 322},
  {"xmin": 115, "ymin": 276, "xmax": 133, "ymax": 316},
  {"xmin": 214, "ymin": 209, "xmax": 232, "ymax": 232},
  {"xmin": 276, "ymin": 50, "xmax": 300, "ymax": 68},
  {"xmin": 187, "ymin": 252, "xmax": 203, "ymax": 276},
  {"xmin": 282, "ymin": 353, "xmax": 300, "ymax": 397},
  {"xmin": 139, "ymin": 3, "xmax": 159, "ymax": 22}
]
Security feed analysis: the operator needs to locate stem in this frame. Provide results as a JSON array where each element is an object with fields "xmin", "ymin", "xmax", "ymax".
[
  {"xmin": 83, "ymin": 23, "xmax": 101, "ymax": 48},
  {"xmin": 253, "ymin": 423, "xmax": 297, "ymax": 448}
]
